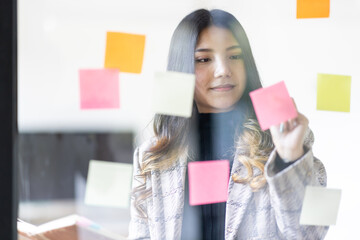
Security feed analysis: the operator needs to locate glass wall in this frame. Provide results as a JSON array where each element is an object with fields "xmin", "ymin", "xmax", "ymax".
[{"xmin": 18, "ymin": 0, "xmax": 360, "ymax": 239}]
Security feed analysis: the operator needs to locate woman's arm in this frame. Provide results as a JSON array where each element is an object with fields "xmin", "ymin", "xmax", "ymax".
[
  {"xmin": 265, "ymin": 133, "xmax": 328, "ymax": 239},
  {"xmin": 266, "ymin": 105, "xmax": 329, "ymax": 239},
  {"xmin": 265, "ymin": 149, "xmax": 328, "ymax": 239}
]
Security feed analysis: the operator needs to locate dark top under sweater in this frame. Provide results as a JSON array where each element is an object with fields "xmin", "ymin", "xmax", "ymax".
[
  {"xmin": 181, "ymin": 110, "xmax": 242, "ymax": 240},
  {"xmin": 180, "ymin": 110, "xmax": 295, "ymax": 240}
]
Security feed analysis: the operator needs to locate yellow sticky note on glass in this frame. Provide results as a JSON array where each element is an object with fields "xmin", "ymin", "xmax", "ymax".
[
  {"xmin": 317, "ymin": 73, "xmax": 351, "ymax": 112},
  {"xmin": 297, "ymin": 0, "xmax": 330, "ymax": 19},
  {"xmin": 85, "ymin": 160, "xmax": 132, "ymax": 208},
  {"xmin": 153, "ymin": 71, "xmax": 195, "ymax": 118},
  {"xmin": 300, "ymin": 186, "xmax": 342, "ymax": 226},
  {"xmin": 104, "ymin": 32, "xmax": 145, "ymax": 74}
]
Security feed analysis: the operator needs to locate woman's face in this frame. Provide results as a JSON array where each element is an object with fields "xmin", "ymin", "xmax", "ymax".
[{"xmin": 194, "ymin": 26, "xmax": 247, "ymax": 113}]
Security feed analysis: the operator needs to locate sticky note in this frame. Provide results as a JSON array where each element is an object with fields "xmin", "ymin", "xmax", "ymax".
[
  {"xmin": 249, "ymin": 81, "xmax": 297, "ymax": 131},
  {"xmin": 85, "ymin": 160, "xmax": 132, "ymax": 208},
  {"xmin": 300, "ymin": 186, "xmax": 342, "ymax": 226},
  {"xmin": 104, "ymin": 32, "xmax": 146, "ymax": 74},
  {"xmin": 297, "ymin": 0, "xmax": 330, "ymax": 19},
  {"xmin": 152, "ymin": 71, "xmax": 195, "ymax": 117},
  {"xmin": 317, "ymin": 73, "xmax": 351, "ymax": 112},
  {"xmin": 79, "ymin": 69, "xmax": 120, "ymax": 109},
  {"xmin": 188, "ymin": 160, "xmax": 229, "ymax": 206}
]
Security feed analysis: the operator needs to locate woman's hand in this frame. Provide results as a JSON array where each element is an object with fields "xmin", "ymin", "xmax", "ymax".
[{"xmin": 269, "ymin": 101, "xmax": 309, "ymax": 162}]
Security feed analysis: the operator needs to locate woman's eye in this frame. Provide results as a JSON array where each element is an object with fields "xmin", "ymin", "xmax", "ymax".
[
  {"xmin": 195, "ymin": 58, "xmax": 211, "ymax": 63},
  {"xmin": 229, "ymin": 54, "xmax": 243, "ymax": 60}
]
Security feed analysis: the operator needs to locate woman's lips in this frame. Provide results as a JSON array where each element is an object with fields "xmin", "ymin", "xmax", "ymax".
[{"xmin": 210, "ymin": 84, "xmax": 235, "ymax": 92}]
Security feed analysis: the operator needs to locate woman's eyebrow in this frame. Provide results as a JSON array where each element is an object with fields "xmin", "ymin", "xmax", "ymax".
[
  {"xmin": 195, "ymin": 45, "xmax": 242, "ymax": 52},
  {"xmin": 195, "ymin": 48, "xmax": 213, "ymax": 52},
  {"xmin": 226, "ymin": 45, "xmax": 242, "ymax": 51}
]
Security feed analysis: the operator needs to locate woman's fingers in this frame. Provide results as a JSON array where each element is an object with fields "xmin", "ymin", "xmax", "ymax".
[
  {"xmin": 277, "ymin": 112, "xmax": 308, "ymax": 133},
  {"xmin": 287, "ymin": 118, "xmax": 297, "ymax": 131},
  {"xmin": 277, "ymin": 98, "xmax": 298, "ymax": 133},
  {"xmin": 279, "ymin": 122, "xmax": 285, "ymax": 133},
  {"xmin": 278, "ymin": 119, "xmax": 296, "ymax": 133},
  {"xmin": 295, "ymin": 111, "xmax": 309, "ymax": 127},
  {"xmin": 271, "ymin": 98, "xmax": 309, "ymax": 134}
]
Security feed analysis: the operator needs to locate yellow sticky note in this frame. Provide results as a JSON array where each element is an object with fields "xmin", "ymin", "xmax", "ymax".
[
  {"xmin": 153, "ymin": 71, "xmax": 195, "ymax": 118},
  {"xmin": 85, "ymin": 160, "xmax": 132, "ymax": 208},
  {"xmin": 317, "ymin": 73, "xmax": 351, "ymax": 112},
  {"xmin": 297, "ymin": 0, "xmax": 330, "ymax": 19},
  {"xmin": 104, "ymin": 32, "xmax": 145, "ymax": 74}
]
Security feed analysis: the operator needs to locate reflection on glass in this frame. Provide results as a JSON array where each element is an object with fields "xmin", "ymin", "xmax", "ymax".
[{"xmin": 18, "ymin": 133, "xmax": 133, "ymax": 239}]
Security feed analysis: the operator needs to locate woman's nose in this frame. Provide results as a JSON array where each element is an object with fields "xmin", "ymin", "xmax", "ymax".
[{"xmin": 214, "ymin": 58, "xmax": 231, "ymax": 78}]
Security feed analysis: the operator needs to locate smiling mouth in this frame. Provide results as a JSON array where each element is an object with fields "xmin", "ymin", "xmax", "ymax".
[{"xmin": 210, "ymin": 84, "xmax": 235, "ymax": 92}]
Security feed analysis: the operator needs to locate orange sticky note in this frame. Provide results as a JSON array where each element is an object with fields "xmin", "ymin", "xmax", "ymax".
[
  {"xmin": 79, "ymin": 69, "xmax": 120, "ymax": 109},
  {"xmin": 104, "ymin": 32, "xmax": 146, "ymax": 74},
  {"xmin": 297, "ymin": 0, "xmax": 330, "ymax": 18},
  {"xmin": 188, "ymin": 160, "xmax": 229, "ymax": 206}
]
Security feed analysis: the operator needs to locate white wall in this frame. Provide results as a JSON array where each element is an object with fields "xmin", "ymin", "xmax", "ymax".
[{"xmin": 18, "ymin": 0, "xmax": 360, "ymax": 238}]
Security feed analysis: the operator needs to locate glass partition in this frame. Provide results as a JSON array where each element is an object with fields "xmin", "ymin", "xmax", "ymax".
[{"xmin": 18, "ymin": 0, "xmax": 360, "ymax": 239}]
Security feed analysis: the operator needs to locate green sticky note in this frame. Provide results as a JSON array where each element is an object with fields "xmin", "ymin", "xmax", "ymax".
[
  {"xmin": 85, "ymin": 160, "xmax": 132, "ymax": 208},
  {"xmin": 300, "ymin": 186, "xmax": 342, "ymax": 226},
  {"xmin": 317, "ymin": 73, "xmax": 351, "ymax": 112},
  {"xmin": 153, "ymin": 71, "xmax": 195, "ymax": 118}
]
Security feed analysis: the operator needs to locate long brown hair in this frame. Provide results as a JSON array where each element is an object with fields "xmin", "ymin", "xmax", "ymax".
[{"xmin": 133, "ymin": 9, "xmax": 274, "ymax": 217}]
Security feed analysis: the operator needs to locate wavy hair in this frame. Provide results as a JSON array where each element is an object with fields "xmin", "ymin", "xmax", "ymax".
[{"xmin": 133, "ymin": 9, "xmax": 274, "ymax": 217}]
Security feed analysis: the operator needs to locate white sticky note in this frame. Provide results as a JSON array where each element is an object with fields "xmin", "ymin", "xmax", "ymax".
[
  {"xmin": 152, "ymin": 71, "xmax": 195, "ymax": 118},
  {"xmin": 85, "ymin": 160, "xmax": 132, "ymax": 208},
  {"xmin": 300, "ymin": 186, "xmax": 342, "ymax": 226}
]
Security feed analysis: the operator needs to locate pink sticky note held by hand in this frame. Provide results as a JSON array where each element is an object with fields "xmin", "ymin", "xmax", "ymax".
[
  {"xmin": 249, "ymin": 81, "xmax": 297, "ymax": 130},
  {"xmin": 79, "ymin": 69, "xmax": 120, "ymax": 109},
  {"xmin": 188, "ymin": 160, "xmax": 229, "ymax": 206}
]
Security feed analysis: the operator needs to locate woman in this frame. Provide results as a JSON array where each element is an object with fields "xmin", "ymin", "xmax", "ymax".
[{"xmin": 128, "ymin": 9, "xmax": 328, "ymax": 240}]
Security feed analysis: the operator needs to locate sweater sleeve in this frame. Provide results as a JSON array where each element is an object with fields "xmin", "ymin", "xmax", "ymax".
[
  {"xmin": 264, "ymin": 147, "xmax": 328, "ymax": 239},
  {"xmin": 127, "ymin": 147, "xmax": 151, "ymax": 240}
]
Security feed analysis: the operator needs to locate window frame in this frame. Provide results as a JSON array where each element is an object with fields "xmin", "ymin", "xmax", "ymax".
[{"xmin": 0, "ymin": 0, "xmax": 18, "ymax": 239}]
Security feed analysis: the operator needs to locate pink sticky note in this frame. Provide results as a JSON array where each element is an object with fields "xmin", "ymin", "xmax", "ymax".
[
  {"xmin": 79, "ymin": 69, "xmax": 120, "ymax": 109},
  {"xmin": 249, "ymin": 81, "xmax": 297, "ymax": 130},
  {"xmin": 188, "ymin": 160, "xmax": 229, "ymax": 206}
]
